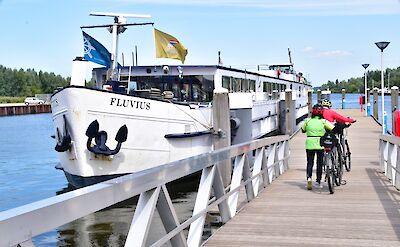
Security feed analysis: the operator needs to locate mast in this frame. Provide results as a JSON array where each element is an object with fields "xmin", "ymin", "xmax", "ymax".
[
  {"xmin": 288, "ymin": 48, "xmax": 293, "ymax": 66},
  {"xmin": 86, "ymin": 12, "xmax": 152, "ymax": 80}
]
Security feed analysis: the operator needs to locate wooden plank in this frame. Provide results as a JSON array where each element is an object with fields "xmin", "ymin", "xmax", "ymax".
[{"xmin": 205, "ymin": 109, "xmax": 400, "ymax": 246}]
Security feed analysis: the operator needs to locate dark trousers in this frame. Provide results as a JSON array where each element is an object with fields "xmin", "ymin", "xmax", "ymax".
[{"xmin": 306, "ymin": 149, "xmax": 324, "ymax": 182}]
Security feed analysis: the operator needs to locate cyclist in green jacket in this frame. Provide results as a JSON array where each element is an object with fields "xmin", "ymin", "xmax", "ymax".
[{"xmin": 302, "ymin": 104, "xmax": 334, "ymax": 190}]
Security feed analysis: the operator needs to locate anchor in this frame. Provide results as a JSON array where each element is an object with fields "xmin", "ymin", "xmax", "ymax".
[
  {"xmin": 85, "ymin": 120, "xmax": 128, "ymax": 156},
  {"xmin": 55, "ymin": 115, "xmax": 72, "ymax": 152}
]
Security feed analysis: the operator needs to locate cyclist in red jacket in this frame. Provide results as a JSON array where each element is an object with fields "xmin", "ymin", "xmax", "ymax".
[{"xmin": 321, "ymin": 99, "xmax": 355, "ymax": 123}]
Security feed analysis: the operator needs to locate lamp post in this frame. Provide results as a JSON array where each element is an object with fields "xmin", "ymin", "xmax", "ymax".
[
  {"xmin": 375, "ymin": 41, "xmax": 390, "ymax": 134},
  {"xmin": 362, "ymin": 64, "xmax": 369, "ymax": 117}
]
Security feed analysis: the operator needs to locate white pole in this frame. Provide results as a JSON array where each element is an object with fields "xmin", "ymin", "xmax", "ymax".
[
  {"xmin": 364, "ymin": 69, "xmax": 367, "ymax": 117},
  {"xmin": 111, "ymin": 22, "xmax": 119, "ymax": 80},
  {"xmin": 381, "ymin": 51, "xmax": 385, "ymax": 134}
]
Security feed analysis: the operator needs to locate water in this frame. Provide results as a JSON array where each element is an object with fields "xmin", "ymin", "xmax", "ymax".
[
  {"xmin": 0, "ymin": 113, "xmax": 205, "ymax": 246},
  {"xmin": 313, "ymin": 93, "xmax": 393, "ymax": 132}
]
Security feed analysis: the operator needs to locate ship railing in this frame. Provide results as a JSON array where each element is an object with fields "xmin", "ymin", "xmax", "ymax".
[
  {"xmin": 379, "ymin": 134, "xmax": 400, "ymax": 189},
  {"xmin": 0, "ymin": 134, "xmax": 290, "ymax": 247}
]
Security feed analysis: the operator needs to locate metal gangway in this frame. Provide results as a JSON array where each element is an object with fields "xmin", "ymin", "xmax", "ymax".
[{"xmin": 0, "ymin": 135, "xmax": 290, "ymax": 247}]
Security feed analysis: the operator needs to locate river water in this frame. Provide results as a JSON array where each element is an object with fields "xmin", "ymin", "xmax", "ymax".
[
  {"xmin": 313, "ymin": 93, "xmax": 393, "ymax": 132},
  {"xmin": 0, "ymin": 93, "xmax": 393, "ymax": 246},
  {"xmin": 0, "ymin": 113, "xmax": 206, "ymax": 246}
]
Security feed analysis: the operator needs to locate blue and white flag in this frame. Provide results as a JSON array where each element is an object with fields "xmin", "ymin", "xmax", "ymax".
[{"xmin": 82, "ymin": 31, "xmax": 112, "ymax": 68}]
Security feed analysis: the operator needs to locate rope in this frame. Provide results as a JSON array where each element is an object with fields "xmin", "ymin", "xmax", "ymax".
[{"xmin": 167, "ymin": 100, "xmax": 213, "ymax": 131}]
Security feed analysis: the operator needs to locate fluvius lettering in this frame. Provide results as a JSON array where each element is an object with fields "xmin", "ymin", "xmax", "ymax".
[{"xmin": 110, "ymin": 97, "xmax": 151, "ymax": 110}]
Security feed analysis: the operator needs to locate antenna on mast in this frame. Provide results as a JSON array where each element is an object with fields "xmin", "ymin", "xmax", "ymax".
[
  {"xmin": 85, "ymin": 12, "xmax": 152, "ymax": 80},
  {"xmin": 288, "ymin": 48, "xmax": 293, "ymax": 66}
]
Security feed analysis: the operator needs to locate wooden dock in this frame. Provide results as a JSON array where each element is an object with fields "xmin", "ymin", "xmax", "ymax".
[
  {"xmin": 0, "ymin": 103, "xmax": 51, "ymax": 116},
  {"xmin": 205, "ymin": 109, "xmax": 400, "ymax": 246}
]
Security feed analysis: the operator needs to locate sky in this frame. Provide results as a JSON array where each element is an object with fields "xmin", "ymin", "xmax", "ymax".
[{"xmin": 0, "ymin": 0, "xmax": 400, "ymax": 86}]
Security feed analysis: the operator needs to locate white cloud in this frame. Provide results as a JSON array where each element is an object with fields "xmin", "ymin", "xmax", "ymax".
[
  {"xmin": 302, "ymin": 47, "xmax": 352, "ymax": 58},
  {"xmin": 317, "ymin": 50, "xmax": 352, "ymax": 57},
  {"xmin": 118, "ymin": 0, "xmax": 400, "ymax": 16},
  {"xmin": 302, "ymin": 46, "xmax": 314, "ymax": 53}
]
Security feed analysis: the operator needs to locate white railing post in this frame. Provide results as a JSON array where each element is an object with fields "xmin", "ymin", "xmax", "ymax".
[
  {"xmin": 387, "ymin": 144, "xmax": 394, "ymax": 181},
  {"xmin": 227, "ymin": 154, "xmax": 246, "ymax": 217},
  {"xmin": 252, "ymin": 147, "xmax": 265, "ymax": 196},
  {"xmin": 156, "ymin": 185, "xmax": 187, "ymax": 247},
  {"xmin": 212, "ymin": 165, "xmax": 232, "ymax": 223},
  {"xmin": 242, "ymin": 154, "xmax": 255, "ymax": 202},
  {"xmin": 277, "ymin": 141, "xmax": 286, "ymax": 175},
  {"xmin": 383, "ymin": 141, "xmax": 389, "ymax": 175},
  {"xmin": 261, "ymin": 146, "xmax": 271, "ymax": 187},
  {"xmin": 379, "ymin": 139, "xmax": 384, "ymax": 172},
  {"xmin": 274, "ymin": 142, "xmax": 281, "ymax": 177},
  {"xmin": 125, "ymin": 186, "xmax": 161, "ymax": 247},
  {"xmin": 267, "ymin": 143, "xmax": 277, "ymax": 182},
  {"xmin": 284, "ymin": 140, "xmax": 290, "ymax": 171},
  {"xmin": 187, "ymin": 166, "xmax": 216, "ymax": 247}
]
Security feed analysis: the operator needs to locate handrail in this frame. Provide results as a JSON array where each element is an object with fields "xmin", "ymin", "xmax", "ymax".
[
  {"xmin": 0, "ymin": 134, "xmax": 290, "ymax": 247},
  {"xmin": 379, "ymin": 134, "xmax": 400, "ymax": 190}
]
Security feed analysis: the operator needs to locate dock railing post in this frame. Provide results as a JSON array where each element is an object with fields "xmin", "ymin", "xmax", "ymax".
[
  {"xmin": 307, "ymin": 90, "xmax": 313, "ymax": 117},
  {"xmin": 373, "ymin": 87, "xmax": 379, "ymax": 120},
  {"xmin": 366, "ymin": 88, "xmax": 371, "ymax": 116},
  {"xmin": 341, "ymin": 88, "xmax": 346, "ymax": 109},
  {"xmin": 285, "ymin": 89, "xmax": 294, "ymax": 135},
  {"xmin": 316, "ymin": 89, "xmax": 321, "ymax": 104},
  {"xmin": 212, "ymin": 88, "xmax": 231, "ymax": 186},
  {"xmin": 391, "ymin": 86, "xmax": 399, "ymax": 134}
]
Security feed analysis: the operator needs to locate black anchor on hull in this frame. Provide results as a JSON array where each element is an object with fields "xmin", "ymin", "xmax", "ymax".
[
  {"xmin": 85, "ymin": 120, "xmax": 128, "ymax": 156},
  {"xmin": 55, "ymin": 115, "xmax": 72, "ymax": 152}
]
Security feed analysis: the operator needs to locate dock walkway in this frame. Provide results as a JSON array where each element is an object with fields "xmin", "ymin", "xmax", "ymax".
[{"xmin": 205, "ymin": 109, "xmax": 400, "ymax": 246}]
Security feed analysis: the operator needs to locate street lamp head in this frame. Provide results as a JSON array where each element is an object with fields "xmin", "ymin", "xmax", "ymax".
[
  {"xmin": 362, "ymin": 64, "xmax": 370, "ymax": 69},
  {"xmin": 375, "ymin": 41, "xmax": 390, "ymax": 52}
]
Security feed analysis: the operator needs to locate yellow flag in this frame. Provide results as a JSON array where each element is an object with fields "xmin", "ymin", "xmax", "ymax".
[{"xmin": 154, "ymin": 28, "xmax": 188, "ymax": 63}]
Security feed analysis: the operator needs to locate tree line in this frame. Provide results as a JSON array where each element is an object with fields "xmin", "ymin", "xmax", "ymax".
[
  {"xmin": 0, "ymin": 65, "xmax": 70, "ymax": 97},
  {"xmin": 320, "ymin": 66, "xmax": 400, "ymax": 93}
]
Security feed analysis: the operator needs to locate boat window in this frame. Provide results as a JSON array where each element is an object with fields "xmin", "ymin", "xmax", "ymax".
[
  {"xmin": 242, "ymin": 79, "xmax": 249, "ymax": 92},
  {"xmin": 232, "ymin": 78, "xmax": 241, "ymax": 92},
  {"xmin": 130, "ymin": 75, "xmax": 214, "ymax": 102},
  {"xmin": 249, "ymin": 80, "xmax": 255, "ymax": 92},
  {"xmin": 222, "ymin": 76, "xmax": 231, "ymax": 91},
  {"xmin": 263, "ymin": 81, "xmax": 268, "ymax": 92}
]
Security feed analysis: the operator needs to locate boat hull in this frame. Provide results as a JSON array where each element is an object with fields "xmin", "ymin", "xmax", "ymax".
[{"xmin": 51, "ymin": 86, "xmax": 308, "ymax": 187}]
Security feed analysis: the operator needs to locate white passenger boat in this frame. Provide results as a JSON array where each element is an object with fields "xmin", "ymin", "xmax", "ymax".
[{"xmin": 51, "ymin": 13, "xmax": 311, "ymax": 187}]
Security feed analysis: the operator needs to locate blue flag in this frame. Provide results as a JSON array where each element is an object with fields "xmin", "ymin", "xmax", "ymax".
[{"xmin": 82, "ymin": 31, "xmax": 112, "ymax": 68}]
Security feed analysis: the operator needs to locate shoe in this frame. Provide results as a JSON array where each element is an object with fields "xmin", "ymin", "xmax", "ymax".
[
  {"xmin": 307, "ymin": 178, "xmax": 312, "ymax": 190},
  {"xmin": 315, "ymin": 181, "xmax": 323, "ymax": 189}
]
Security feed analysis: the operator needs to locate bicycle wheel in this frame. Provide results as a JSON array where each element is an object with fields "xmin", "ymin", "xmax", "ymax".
[
  {"xmin": 344, "ymin": 139, "xmax": 351, "ymax": 171},
  {"xmin": 335, "ymin": 146, "xmax": 344, "ymax": 186},
  {"xmin": 326, "ymin": 154, "xmax": 335, "ymax": 194}
]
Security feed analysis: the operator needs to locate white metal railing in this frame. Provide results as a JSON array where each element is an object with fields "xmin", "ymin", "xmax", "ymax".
[
  {"xmin": 379, "ymin": 134, "xmax": 400, "ymax": 189},
  {"xmin": 0, "ymin": 135, "xmax": 290, "ymax": 247}
]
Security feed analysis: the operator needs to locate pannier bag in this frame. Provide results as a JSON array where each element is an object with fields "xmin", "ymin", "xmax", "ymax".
[{"xmin": 320, "ymin": 132, "xmax": 337, "ymax": 148}]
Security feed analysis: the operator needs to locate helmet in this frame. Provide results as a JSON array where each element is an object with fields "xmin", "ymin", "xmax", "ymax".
[
  {"xmin": 311, "ymin": 104, "xmax": 324, "ymax": 117},
  {"xmin": 321, "ymin": 99, "xmax": 332, "ymax": 108}
]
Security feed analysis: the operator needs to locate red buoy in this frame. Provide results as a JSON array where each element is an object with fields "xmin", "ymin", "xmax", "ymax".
[{"xmin": 394, "ymin": 110, "xmax": 400, "ymax": 136}]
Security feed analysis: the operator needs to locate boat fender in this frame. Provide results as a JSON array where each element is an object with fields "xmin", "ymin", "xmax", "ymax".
[
  {"xmin": 85, "ymin": 120, "xmax": 128, "ymax": 156},
  {"xmin": 55, "ymin": 115, "xmax": 72, "ymax": 152},
  {"xmin": 230, "ymin": 117, "xmax": 240, "ymax": 130}
]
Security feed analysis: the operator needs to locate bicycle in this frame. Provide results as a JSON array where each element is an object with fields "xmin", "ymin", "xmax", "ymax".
[
  {"xmin": 333, "ymin": 121, "xmax": 354, "ymax": 172},
  {"xmin": 320, "ymin": 132, "xmax": 340, "ymax": 194}
]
